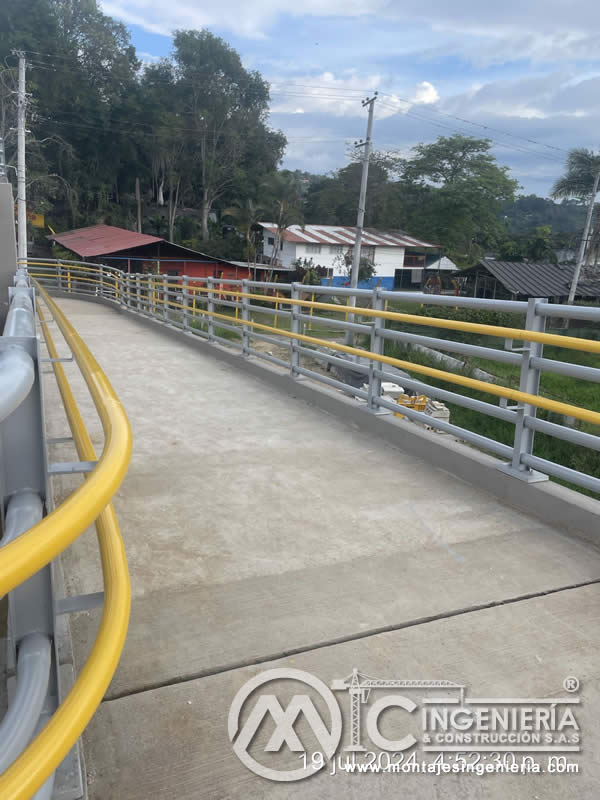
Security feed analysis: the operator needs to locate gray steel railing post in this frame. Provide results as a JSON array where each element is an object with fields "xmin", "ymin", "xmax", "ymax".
[
  {"xmin": 207, "ymin": 277, "xmax": 215, "ymax": 342},
  {"xmin": 100, "ymin": 266, "xmax": 104, "ymax": 298},
  {"xmin": 57, "ymin": 262, "xmax": 62, "ymax": 291},
  {"xmin": 290, "ymin": 282, "xmax": 301, "ymax": 377},
  {"xmin": 136, "ymin": 274, "xmax": 141, "ymax": 311},
  {"xmin": 367, "ymin": 287, "xmax": 388, "ymax": 413},
  {"xmin": 241, "ymin": 279, "xmax": 250, "ymax": 356},
  {"xmin": 182, "ymin": 276, "xmax": 189, "ymax": 330},
  {"xmin": 502, "ymin": 297, "xmax": 549, "ymax": 482},
  {"xmin": 162, "ymin": 275, "xmax": 168, "ymax": 321}
]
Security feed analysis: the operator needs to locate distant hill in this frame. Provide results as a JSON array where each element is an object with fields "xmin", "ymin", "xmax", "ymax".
[{"xmin": 502, "ymin": 195, "xmax": 586, "ymax": 236}]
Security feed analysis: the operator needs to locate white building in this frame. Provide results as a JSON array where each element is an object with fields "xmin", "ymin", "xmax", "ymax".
[{"xmin": 258, "ymin": 223, "xmax": 445, "ymax": 289}]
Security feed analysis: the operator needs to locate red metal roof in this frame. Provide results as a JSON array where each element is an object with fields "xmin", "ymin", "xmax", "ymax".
[
  {"xmin": 258, "ymin": 223, "xmax": 438, "ymax": 249},
  {"xmin": 49, "ymin": 224, "xmax": 163, "ymax": 258}
]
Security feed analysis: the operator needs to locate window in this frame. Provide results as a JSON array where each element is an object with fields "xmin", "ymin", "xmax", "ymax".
[
  {"xmin": 306, "ymin": 244, "xmax": 321, "ymax": 254},
  {"xmin": 280, "ymin": 239, "xmax": 284, "ymax": 250},
  {"xmin": 267, "ymin": 236, "xmax": 274, "ymax": 246},
  {"xmin": 330, "ymin": 245, "xmax": 344, "ymax": 255}
]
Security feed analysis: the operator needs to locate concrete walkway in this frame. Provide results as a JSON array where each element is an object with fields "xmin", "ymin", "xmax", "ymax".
[{"xmin": 42, "ymin": 298, "xmax": 600, "ymax": 799}]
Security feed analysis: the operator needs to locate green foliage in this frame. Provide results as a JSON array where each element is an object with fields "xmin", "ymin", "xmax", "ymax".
[
  {"xmin": 414, "ymin": 304, "xmax": 519, "ymax": 329},
  {"xmin": 499, "ymin": 225, "xmax": 557, "ymax": 263},
  {"xmin": 552, "ymin": 148, "xmax": 600, "ymax": 200},
  {"xmin": 0, "ymin": 1, "xmax": 286, "ymax": 248},
  {"xmin": 502, "ymin": 195, "xmax": 585, "ymax": 237},
  {"xmin": 305, "ymin": 135, "xmax": 519, "ymax": 267}
]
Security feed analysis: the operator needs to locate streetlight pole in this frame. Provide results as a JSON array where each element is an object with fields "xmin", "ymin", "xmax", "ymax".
[
  {"xmin": 345, "ymin": 92, "xmax": 377, "ymax": 346},
  {"xmin": 14, "ymin": 50, "xmax": 27, "ymax": 263}
]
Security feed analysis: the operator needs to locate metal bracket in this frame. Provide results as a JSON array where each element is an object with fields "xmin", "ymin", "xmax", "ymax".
[
  {"xmin": 497, "ymin": 463, "xmax": 549, "ymax": 483},
  {"xmin": 47, "ymin": 436, "xmax": 74, "ymax": 445},
  {"xmin": 41, "ymin": 356, "xmax": 73, "ymax": 363},
  {"xmin": 48, "ymin": 460, "xmax": 97, "ymax": 475},
  {"xmin": 504, "ymin": 338, "xmax": 527, "ymax": 353},
  {"xmin": 56, "ymin": 591, "xmax": 104, "ymax": 615}
]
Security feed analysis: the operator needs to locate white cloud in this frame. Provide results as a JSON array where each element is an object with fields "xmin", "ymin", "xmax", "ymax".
[
  {"xmin": 270, "ymin": 72, "xmax": 440, "ymax": 119},
  {"xmin": 102, "ymin": 0, "xmax": 600, "ymax": 64},
  {"xmin": 411, "ymin": 81, "xmax": 439, "ymax": 105}
]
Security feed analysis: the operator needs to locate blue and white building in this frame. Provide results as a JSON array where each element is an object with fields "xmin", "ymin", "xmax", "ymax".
[{"xmin": 258, "ymin": 223, "xmax": 446, "ymax": 289}]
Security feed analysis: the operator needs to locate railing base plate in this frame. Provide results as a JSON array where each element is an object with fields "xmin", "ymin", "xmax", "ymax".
[{"xmin": 497, "ymin": 463, "xmax": 549, "ymax": 483}]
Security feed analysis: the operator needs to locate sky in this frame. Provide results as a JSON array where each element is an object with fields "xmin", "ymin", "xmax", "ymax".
[{"xmin": 100, "ymin": 1, "xmax": 600, "ymax": 196}]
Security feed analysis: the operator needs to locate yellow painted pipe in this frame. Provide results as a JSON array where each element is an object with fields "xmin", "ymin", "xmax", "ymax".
[
  {"xmin": 0, "ymin": 285, "xmax": 132, "ymax": 596},
  {"xmin": 206, "ymin": 289, "xmax": 600, "ymax": 357},
  {"xmin": 0, "ymin": 303, "xmax": 131, "ymax": 800}
]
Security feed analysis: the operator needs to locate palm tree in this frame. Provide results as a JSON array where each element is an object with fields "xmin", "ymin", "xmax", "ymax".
[
  {"xmin": 262, "ymin": 172, "xmax": 304, "ymax": 267},
  {"xmin": 222, "ymin": 198, "xmax": 263, "ymax": 278},
  {"xmin": 552, "ymin": 148, "xmax": 600, "ymax": 303}
]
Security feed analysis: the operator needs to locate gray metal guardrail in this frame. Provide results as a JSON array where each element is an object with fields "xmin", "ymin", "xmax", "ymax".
[
  {"xmin": 0, "ymin": 268, "xmax": 57, "ymax": 799},
  {"xmin": 28, "ymin": 259, "xmax": 600, "ymax": 497}
]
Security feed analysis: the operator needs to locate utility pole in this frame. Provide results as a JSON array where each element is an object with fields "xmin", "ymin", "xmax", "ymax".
[
  {"xmin": 345, "ymin": 92, "xmax": 377, "ymax": 346},
  {"xmin": 14, "ymin": 51, "xmax": 27, "ymax": 263},
  {"xmin": 0, "ymin": 136, "xmax": 7, "ymax": 182},
  {"xmin": 568, "ymin": 167, "xmax": 600, "ymax": 304}
]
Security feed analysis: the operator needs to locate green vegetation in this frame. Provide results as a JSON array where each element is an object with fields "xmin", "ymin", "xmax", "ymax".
[
  {"xmin": 0, "ymin": 4, "xmax": 588, "ymax": 269},
  {"xmin": 372, "ymin": 306, "xmax": 600, "ymax": 497}
]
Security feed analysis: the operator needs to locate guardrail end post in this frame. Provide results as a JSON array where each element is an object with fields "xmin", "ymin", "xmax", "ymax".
[
  {"xmin": 498, "ymin": 297, "xmax": 549, "ymax": 484},
  {"xmin": 182, "ymin": 276, "xmax": 189, "ymax": 330},
  {"xmin": 366, "ymin": 287, "xmax": 390, "ymax": 415},
  {"xmin": 241, "ymin": 279, "xmax": 249, "ymax": 356},
  {"xmin": 207, "ymin": 276, "xmax": 215, "ymax": 342},
  {"xmin": 162, "ymin": 274, "xmax": 168, "ymax": 321},
  {"xmin": 290, "ymin": 282, "xmax": 301, "ymax": 377}
]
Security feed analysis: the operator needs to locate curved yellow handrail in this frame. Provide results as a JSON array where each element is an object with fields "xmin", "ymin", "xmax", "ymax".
[
  {"xmin": 0, "ymin": 285, "xmax": 132, "ymax": 596},
  {"xmin": 0, "ymin": 296, "xmax": 131, "ymax": 799}
]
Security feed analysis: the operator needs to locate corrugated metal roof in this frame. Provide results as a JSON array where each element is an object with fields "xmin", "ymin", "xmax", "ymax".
[
  {"xmin": 49, "ymin": 224, "xmax": 163, "ymax": 257},
  {"xmin": 258, "ymin": 223, "xmax": 438, "ymax": 249},
  {"xmin": 473, "ymin": 260, "xmax": 600, "ymax": 298}
]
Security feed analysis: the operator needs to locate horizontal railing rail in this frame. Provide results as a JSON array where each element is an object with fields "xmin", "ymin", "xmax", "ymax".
[
  {"xmin": 0, "ymin": 268, "xmax": 132, "ymax": 799},
  {"xmin": 24, "ymin": 258, "xmax": 600, "ymax": 496}
]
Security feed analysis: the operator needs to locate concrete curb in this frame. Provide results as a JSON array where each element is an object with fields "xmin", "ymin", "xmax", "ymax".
[{"xmin": 53, "ymin": 292, "xmax": 600, "ymax": 546}]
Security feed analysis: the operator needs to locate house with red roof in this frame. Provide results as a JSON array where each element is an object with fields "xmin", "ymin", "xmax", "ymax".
[{"xmin": 48, "ymin": 224, "xmax": 260, "ymax": 282}]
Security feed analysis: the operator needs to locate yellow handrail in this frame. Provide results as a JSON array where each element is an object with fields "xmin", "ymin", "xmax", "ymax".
[
  {"xmin": 0, "ymin": 285, "xmax": 132, "ymax": 596},
  {"xmin": 178, "ymin": 300, "xmax": 600, "ymax": 427},
  {"xmin": 0, "ymin": 302, "xmax": 131, "ymax": 799},
  {"xmin": 25, "ymin": 264, "xmax": 600, "ymax": 426}
]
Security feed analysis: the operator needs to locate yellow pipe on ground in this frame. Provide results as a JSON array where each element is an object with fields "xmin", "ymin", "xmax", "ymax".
[
  {"xmin": 0, "ymin": 285, "xmax": 132, "ymax": 596},
  {"xmin": 0, "ymin": 304, "xmax": 131, "ymax": 800}
]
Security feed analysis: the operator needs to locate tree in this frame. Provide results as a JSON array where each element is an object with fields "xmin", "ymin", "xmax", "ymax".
[
  {"xmin": 222, "ymin": 197, "xmax": 263, "ymax": 275},
  {"xmin": 390, "ymin": 135, "xmax": 519, "ymax": 266},
  {"xmin": 172, "ymin": 30, "xmax": 285, "ymax": 241},
  {"xmin": 262, "ymin": 171, "xmax": 304, "ymax": 265},
  {"xmin": 552, "ymin": 148, "xmax": 600, "ymax": 302}
]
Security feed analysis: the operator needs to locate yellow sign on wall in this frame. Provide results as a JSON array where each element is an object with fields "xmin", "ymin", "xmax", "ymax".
[{"xmin": 26, "ymin": 211, "xmax": 45, "ymax": 228}]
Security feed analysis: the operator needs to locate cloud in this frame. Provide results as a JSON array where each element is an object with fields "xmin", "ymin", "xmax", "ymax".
[
  {"xmin": 102, "ymin": 0, "xmax": 600, "ymax": 63},
  {"xmin": 270, "ymin": 72, "xmax": 440, "ymax": 119}
]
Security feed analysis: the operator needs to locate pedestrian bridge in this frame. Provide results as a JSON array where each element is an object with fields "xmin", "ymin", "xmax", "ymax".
[{"xmin": 2, "ymin": 261, "xmax": 600, "ymax": 799}]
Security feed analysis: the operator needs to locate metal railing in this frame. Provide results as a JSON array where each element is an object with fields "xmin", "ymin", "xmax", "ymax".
[
  {"xmin": 25, "ymin": 258, "xmax": 600, "ymax": 497},
  {"xmin": 0, "ymin": 267, "xmax": 132, "ymax": 799}
]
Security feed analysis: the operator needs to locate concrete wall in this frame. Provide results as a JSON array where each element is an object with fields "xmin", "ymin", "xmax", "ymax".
[{"xmin": 0, "ymin": 183, "xmax": 17, "ymax": 328}]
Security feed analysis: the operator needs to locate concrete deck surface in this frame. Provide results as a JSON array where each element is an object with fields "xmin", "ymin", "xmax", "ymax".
[{"xmin": 41, "ymin": 298, "xmax": 600, "ymax": 799}]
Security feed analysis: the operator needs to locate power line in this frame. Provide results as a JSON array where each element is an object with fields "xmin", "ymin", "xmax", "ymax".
[
  {"xmin": 24, "ymin": 54, "xmax": 568, "ymax": 165},
  {"xmin": 377, "ymin": 99, "xmax": 564, "ymax": 164},
  {"xmin": 378, "ymin": 93, "xmax": 567, "ymax": 154},
  {"xmin": 36, "ymin": 115, "xmax": 354, "ymax": 143}
]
